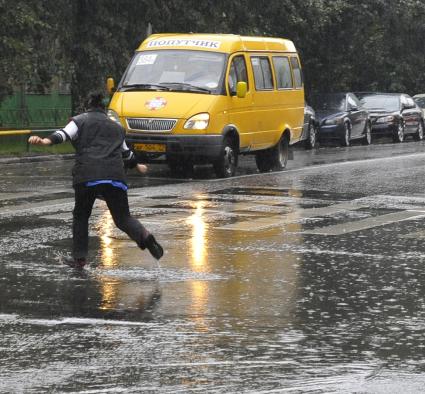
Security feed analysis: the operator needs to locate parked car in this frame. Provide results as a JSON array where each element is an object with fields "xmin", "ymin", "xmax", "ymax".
[
  {"xmin": 356, "ymin": 92, "xmax": 424, "ymax": 142},
  {"xmin": 413, "ymin": 94, "xmax": 425, "ymax": 118},
  {"xmin": 310, "ymin": 93, "xmax": 371, "ymax": 146},
  {"xmin": 300, "ymin": 104, "xmax": 318, "ymax": 149}
]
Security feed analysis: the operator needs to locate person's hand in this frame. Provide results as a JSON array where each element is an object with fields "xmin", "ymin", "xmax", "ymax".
[
  {"xmin": 136, "ymin": 163, "xmax": 148, "ymax": 174},
  {"xmin": 28, "ymin": 136, "xmax": 52, "ymax": 145}
]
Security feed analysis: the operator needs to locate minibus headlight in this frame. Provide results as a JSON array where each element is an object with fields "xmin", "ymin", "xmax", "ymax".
[
  {"xmin": 107, "ymin": 109, "xmax": 121, "ymax": 124},
  {"xmin": 184, "ymin": 113, "xmax": 210, "ymax": 130}
]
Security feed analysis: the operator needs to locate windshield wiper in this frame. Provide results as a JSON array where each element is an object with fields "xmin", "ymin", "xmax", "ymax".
[
  {"xmin": 120, "ymin": 83, "xmax": 170, "ymax": 91},
  {"xmin": 160, "ymin": 82, "xmax": 212, "ymax": 94}
]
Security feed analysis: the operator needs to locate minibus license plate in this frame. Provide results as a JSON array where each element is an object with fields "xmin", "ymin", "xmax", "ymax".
[{"xmin": 134, "ymin": 143, "xmax": 166, "ymax": 152}]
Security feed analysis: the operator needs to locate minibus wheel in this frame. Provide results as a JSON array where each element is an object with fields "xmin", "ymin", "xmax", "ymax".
[
  {"xmin": 213, "ymin": 136, "xmax": 238, "ymax": 178},
  {"xmin": 271, "ymin": 135, "xmax": 289, "ymax": 170},
  {"xmin": 255, "ymin": 135, "xmax": 289, "ymax": 172}
]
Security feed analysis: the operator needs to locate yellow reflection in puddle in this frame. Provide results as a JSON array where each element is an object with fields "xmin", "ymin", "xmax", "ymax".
[
  {"xmin": 98, "ymin": 209, "xmax": 116, "ymax": 268},
  {"xmin": 186, "ymin": 200, "xmax": 208, "ymax": 269},
  {"xmin": 97, "ymin": 207, "xmax": 120, "ymax": 310},
  {"xmin": 186, "ymin": 199, "xmax": 210, "ymax": 331},
  {"xmin": 99, "ymin": 280, "xmax": 119, "ymax": 310}
]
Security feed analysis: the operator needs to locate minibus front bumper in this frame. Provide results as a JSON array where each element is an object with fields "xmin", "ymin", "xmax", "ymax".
[{"xmin": 125, "ymin": 133, "xmax": 224, "ymax": 160}]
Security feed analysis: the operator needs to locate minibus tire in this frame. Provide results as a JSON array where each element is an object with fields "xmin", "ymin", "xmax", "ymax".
[
  {"xmin": 255, "ymin": 135, "xmax": 289, "ymax": 172},
  {"xmin": 271, "ymin": 135, "xmax": 289, "ymax": 170},
  {"xmin": 213, "ymin": 136, "xmax": 238, "ymax": 178}
]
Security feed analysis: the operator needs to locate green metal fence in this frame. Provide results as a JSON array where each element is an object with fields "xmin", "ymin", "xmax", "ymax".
[
  {"xmin": 0, "ymin": 91, "xmax": 72, "ymax": 130},
  {"xmin": 0, "ymin": 108, "xmax": 71, "ymax": 129}
]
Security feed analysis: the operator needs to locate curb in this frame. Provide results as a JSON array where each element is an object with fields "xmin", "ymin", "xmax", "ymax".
[{"xmin": 0, "ymin": 154, "xmax": 75, "ymax": 164}]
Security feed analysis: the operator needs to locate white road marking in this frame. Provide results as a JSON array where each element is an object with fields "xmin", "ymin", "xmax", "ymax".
[
  {"xmin": 217, "ymin": 202, "xmax": 368, "ymax": 231},
  {"xmin": 303, "ymin": 210, "xmax": 425, "ymax": 235}
]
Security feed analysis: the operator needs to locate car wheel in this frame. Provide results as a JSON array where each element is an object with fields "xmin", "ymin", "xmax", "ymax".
[
  {"xmin": 340, "ymin": 122, "xmax": 351, "ymax": 147},
  {"xmin": 414, "ymin": 121, "xmax": 424, "ymax": 141},
  {"xmin": 393, "ymin": 121, "xmax": 405, "ymax": 143},
  {"xmin": 305, "ymin": 122, "xmax": 317, "ymax": 150},
  {"xmin": 362, "ymin": 121, "xmax": 372, "ymax": 145},
  {"xmin": 213, "ymin": 136, "xmax": 238, "ymax": 178},
  {"xmin": 256, "ymin": 134, "xmax": 289, "ymax": 172}
]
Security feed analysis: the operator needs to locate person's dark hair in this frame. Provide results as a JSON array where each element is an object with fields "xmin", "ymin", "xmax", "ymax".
[{"xmin": 86, "ymin": 91, "xmax": 106, "ymax": 110}]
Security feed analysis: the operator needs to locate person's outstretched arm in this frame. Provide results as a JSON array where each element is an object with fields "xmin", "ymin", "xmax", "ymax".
[
  {"xmin": 28, "ymin": 121, "xmax": 78, "ymax": 146},
  {"xmin": 28, "ymin": 136, "xmax": 52, "ymax": 145}
]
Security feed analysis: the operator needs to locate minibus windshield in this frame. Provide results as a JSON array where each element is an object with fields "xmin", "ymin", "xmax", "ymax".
[{"xmin": 121, "ymin": 50, "xmax": 226, "ymax": 94}]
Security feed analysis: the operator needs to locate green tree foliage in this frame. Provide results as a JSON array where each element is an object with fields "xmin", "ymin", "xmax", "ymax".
[{"xmin": 1, "ymin": 0, "xmax": 424, "ymax": 110}]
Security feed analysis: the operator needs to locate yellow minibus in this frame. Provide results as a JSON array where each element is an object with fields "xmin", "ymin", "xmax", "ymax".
[{"xmin": 107, "ymin": 33, "xmax": 304, "ymax": 177}]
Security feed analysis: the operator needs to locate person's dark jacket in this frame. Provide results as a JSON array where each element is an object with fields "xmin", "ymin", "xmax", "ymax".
[{"xmin": 70, "ymin": 108, "xmax": 129, "ymax": 186}]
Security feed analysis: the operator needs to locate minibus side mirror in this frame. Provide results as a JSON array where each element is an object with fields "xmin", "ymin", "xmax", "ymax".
[
  {"xmin": 236, "ymin": 81, "xmax": 247, "ymax": 98},
  {"xmin": 106, "ymin": 77, "xmax": 115, "ymax": 95}
]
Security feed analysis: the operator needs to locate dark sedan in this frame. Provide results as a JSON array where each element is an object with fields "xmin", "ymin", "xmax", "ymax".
[
  {"xmin": 356, "ymin": 92, "xmax": 424, "ymax": 142},
  {"xmin": 310, "ymin": 93, "xmax": 371, "ymax": 146}
]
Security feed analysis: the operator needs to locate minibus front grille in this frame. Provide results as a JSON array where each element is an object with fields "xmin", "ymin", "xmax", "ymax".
[{"xmin": 127, "ymin": 118, "xmax": 177, "ymax": 132}]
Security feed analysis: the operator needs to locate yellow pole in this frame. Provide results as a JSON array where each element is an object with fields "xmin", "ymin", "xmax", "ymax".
[{"xmin": 0, "ymin": 130, "xmax": 31, "ymax": 136}]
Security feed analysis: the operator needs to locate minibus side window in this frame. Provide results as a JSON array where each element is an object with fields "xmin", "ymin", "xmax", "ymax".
[
  {"xmin": 272, "ymin": 56, "xmax": 293, "ymax": 89},
  {"xmin": 251, "ymin": 56, "xmax": 274, "ymax": 90},
  {"xmin": 290, "ymin": 57, "xmax": 303, "ymax": 88},
  {"xmin": 228, "ymin": 55, "xmax": 248, "ymax": 95}
]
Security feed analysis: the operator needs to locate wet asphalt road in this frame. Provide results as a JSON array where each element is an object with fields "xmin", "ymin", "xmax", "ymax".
[{"xmin": 1, "ymin": 139, "xmax": 425, "ymax": 393}]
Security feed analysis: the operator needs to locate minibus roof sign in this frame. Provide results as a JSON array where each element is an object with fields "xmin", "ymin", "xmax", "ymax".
[{"xmin": 139, "ymin": 34, "xmax": 297, "ymax": 53}]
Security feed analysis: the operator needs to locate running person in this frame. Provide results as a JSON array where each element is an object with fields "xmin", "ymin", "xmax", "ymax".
[{"xmin": 28, "ymin": 91, "xmax": 163, "ymax": 268}]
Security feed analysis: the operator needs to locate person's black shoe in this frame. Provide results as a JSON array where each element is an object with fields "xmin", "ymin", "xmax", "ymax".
[
  {"xmin": 144, "ymin": 234, "xmax": 164, "ymax": 260},
  {"xmin": 63, "ymin": 258, "xmax": 87, "ymax": 269}
]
